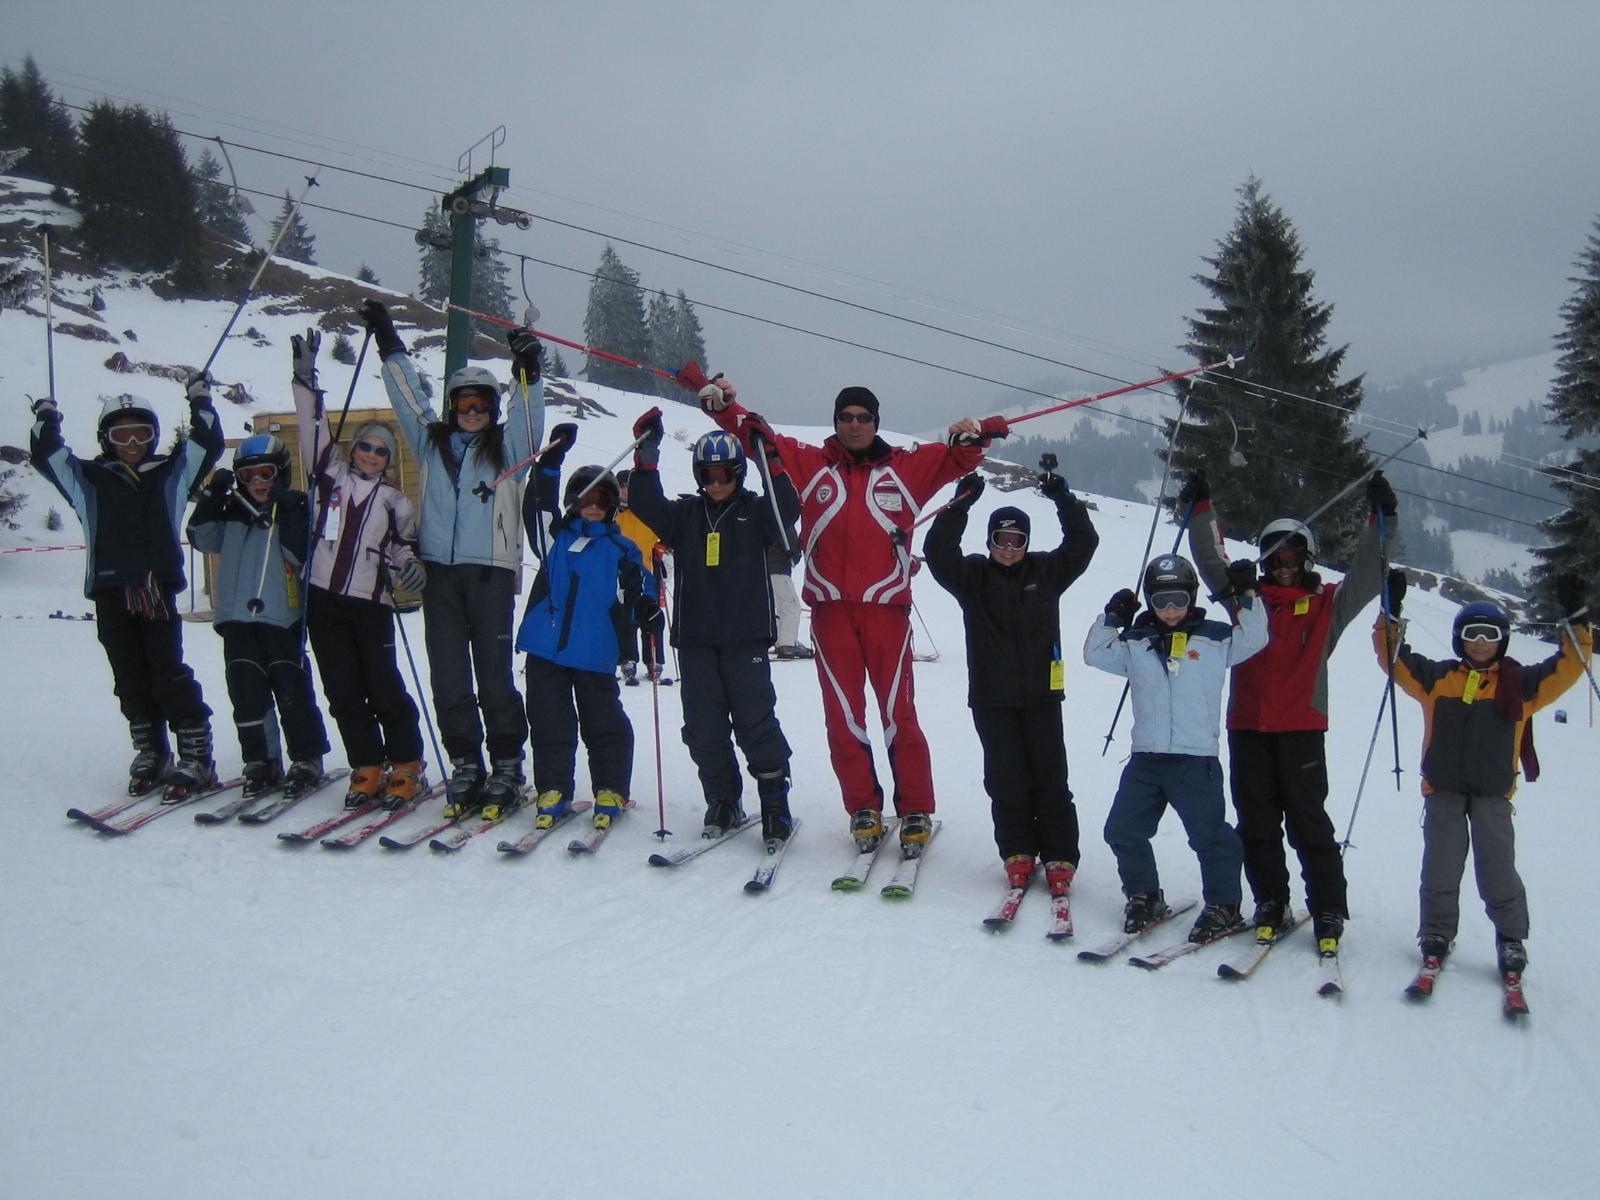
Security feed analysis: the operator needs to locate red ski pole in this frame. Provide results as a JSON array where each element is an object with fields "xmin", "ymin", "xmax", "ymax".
[
  {"xmin": 444, "ymin": 302, "xmax": 698, "ymax": 387},
  {"xmin": 1005, "ymin": 355, "xmax": 1241, "ymax": 428}
]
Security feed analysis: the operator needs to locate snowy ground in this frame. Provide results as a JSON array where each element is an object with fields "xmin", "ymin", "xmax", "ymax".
[{"xmin": 4, "ymin": 394, "xmax": 1599, "ymax": 1199}]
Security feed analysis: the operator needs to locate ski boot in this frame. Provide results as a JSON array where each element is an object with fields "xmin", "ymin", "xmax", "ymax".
[
  {"xmin": 593, "ymin": 788, "xmax": 627, "ymax": 829},
  {"xmin": 702, "ymin": 797, "xmax": 746, "ymax": 839},
  {"xmin": 1313, "ymin": 912, "xmax": 1345, "ymax": 957},
  {"xmin": 756, "ymin": 770, "xmax": 793, "ymax": 848},
  {"xmin": 1496, "ymin": 934, "xmax": 1528, "ymax": 974},
  {"xmin": 1251, "ymin": 899, "xmax": 1292, "ymax": 945},
  {"xmin": 899, "ymin": 811, "xmax": 934, "ymax": 859},
  {"xmin": 126, "ymin": 720, "xmax": 172, "ymax": 796},
  {"xmin": 344, "ymin": 765, "xmax": 385, "ymax": 810},
  {"xmin": 442, "ymin": 754, "xmax": 485, "ymax": 819},
  {"xmin": 242, "ymin": 758, "xmax": 285, "ymax": 801},
  {"xmin": 1123, "ymin": 890, "xmax": 1168, "ymax": 934},
  {"xmin": 382, "ymin": 760, "xmax": 426, "ymax": 811},
  {"xmin": 774, "ymin": 643, "xmax": 815, "ymax": 660},
  {"xmin": 1003, "ymin": 855, "xmax": 1037, "ymax": 890},
  {"xmin": 850, "ymin": 807, "xmax": 884, "ymax": 853},
  {"xmin": 534, "ymin": 790, "xmax": 570, "ymax": 830},
  {"xmin": 621, "ymin": 660, "xmax": 640, "ymax": 687},
  {"xmin": 1420, "ymin": 934, "xmax": 1451, "ymax": 964},
  {"xmin": 163, "ymin": 724, "xmax": 217, "ymax": 802},
  {"xmin": 1189, "ymin": 903, "xmax": 1246, "ymax": 944},
  {"xmin": 1043, "ymin": 861, "xmax": 1075, "ymax": 898},
  {"xmin": 283, "ymin": 757, "xmax": 325, "ymax": 800},
  {"xmin": 480, "ymin": 756, "xmax": 527, "ymax": 821}
]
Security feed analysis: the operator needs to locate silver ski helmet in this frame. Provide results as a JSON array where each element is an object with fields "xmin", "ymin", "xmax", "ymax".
[
  {"xmin": 1259, "ymin": 518, "xmax": 1317, "ymax": 569},
  {"xmin": 564, "ymin": 464, "xmax": 620, "ymax": 520},
  {"xmin": 97, "ymin": 394, "xmax": 160, "ymax": 456},
  {"xmin": 1452, "ymin": 600, "xmax": 1511, "ymax": 662},
  {"xmin": 233, "ymin": 433, "xmax": 292, "ymax": 479},
  {"xmin": 692, "ymin": 429, "xmax": 746, "ymax": 487},
  {"xmin": 1142, "ymin": 553, "xmax": 1199, "ymax": 608},
  {"xmin": 445, "ymin": 365, "xmax": 501, "ymax": 421}
]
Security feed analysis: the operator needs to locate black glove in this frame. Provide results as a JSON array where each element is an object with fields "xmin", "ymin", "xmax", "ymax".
[
  {"xmin": 1367, "ymin": 470, "xmax": 1398, "ymax": 517},
  {"xmin": 268, "ymin": 485, "xmax": 307, "ymax": 513},
  {"xmin": 185, "ymin": 370, "xmax": 214, "ymax": 406},
  {"xmin": 1039, "ymin": 472, "xmax": 1069, "ymax": 500},
  {"xmin": 632, "ymin": 408, "xmax": 664, "ymax": 469},
  {"xmin": 291, "ymin": 329, "xmax": 320, "ymax": 387},
  {"xmin": 203, "ymin": 468, "xmax": 235, "ymax": 499},
  {"xmin": 29, "ymin": 396, "xmax": 58, "ymax": 419},
  {"xmin": 1384, "ymin": 568, "xmax": 1407, "ymax": 620},
  {"xmin": 950, "ymin": 473, "xmax": 985, "ymax": 510},
  {"xmin": 358, "ymin": 299, "xmax": 405, "ymax": 358},
  {"xmin": 1177, "ymin": 470, "xmax": 1210, "ymax": 508},
  {"xmin": 633, "ymin": 595, "xmax": 665, "ymax": 635},
  {"xmin": 544, "ymin": 422, "xmax": 578, "ymax": 470},
  {"xmin": 1106, "ymin": 588, "xmax": 1140, "ymax": 629},
  {"xmin": 1225, "ymin": 559, "xmax": 1258, "ymax": 598},
  {"xmin": 507, "ymin": 327, "xmax": 542, "ymax": 380},
  {"xmin": 1555, "ymin": 573, "xmax": 1589, "ymax": 623}
]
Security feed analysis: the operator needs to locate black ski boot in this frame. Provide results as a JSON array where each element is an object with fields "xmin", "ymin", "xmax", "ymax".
[
  {"xmin": 1313, "ymin": 912, "xmax": 1345, "ymax": 956},
  {"xmin": 283, "ymin": 757, "xmax": 325, "ymax": 800},
  {"xmin": 443, "ymin": 754, "xmax": 485, "ymax": 820},
  {"xmin": 1251, "ymin": 899, "xmax": 1292, "ymax": 944},
  {"xmin": 480, "ymin": 756, "xmax": 526, "ymax": 821},
  {"xmin": 127, "ymin": 720, "xmax": 172, "ymax": 796},
  {"xmin": 1189, "ymin": 903, "xmax": 1246, "ymax": 943},
  {"xmin": 756, "ymin": 770, "xmax": 793, "ymax": 848},
  {"xmin": 164, "ymin": 725, "xmax": 217, "ymax": 801},
  {"xmin": 1123, "ymin": 889, "xmax": 1168, "ymax": 934},
  {"xmin": 242, "ymin": 758, "xmax": 284, "ymax": 800},
  {"xmin": 1496, "ymin": 935, "xmax": 1528, "ymax": 974},
  {"xmin": 702, "ymin": 797, "xmax": 746, "ymax": 839}
]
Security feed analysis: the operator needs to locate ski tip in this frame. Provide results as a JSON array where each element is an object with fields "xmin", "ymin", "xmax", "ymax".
[
  {"xmin": 1318, "ymin": 982, "xmax": 1344, "ymax": 997},
  {"xmin": 647, "ymin": 854, "xmax": 674, "ymax": 867},
  {"xmin": 743, "ymin": 880, "xmax": 769, "ymax": 894},
  {"xmin": 1217, "ymin": 964, "xmax": 1244, "ymax": 979}
]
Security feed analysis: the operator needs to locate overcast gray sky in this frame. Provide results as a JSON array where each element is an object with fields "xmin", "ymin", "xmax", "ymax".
[{"xmin": 10, "ymin": 1, "xmax": 1600, "ymax": 424}]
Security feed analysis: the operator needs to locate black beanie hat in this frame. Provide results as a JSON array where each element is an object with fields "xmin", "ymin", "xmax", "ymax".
[
  {"xmin": 987, "ymin": 506, "xmax": 1030, "ymax": 545},
  {"xmin": 834, "ymin": 386, "xmax": 880, "ymax": 423}
]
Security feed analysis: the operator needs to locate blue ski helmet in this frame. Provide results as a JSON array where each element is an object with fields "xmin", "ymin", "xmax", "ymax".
[
  {"xmin": 233, "ymin": 433, "xmax": 291, "ymax": 477},
  {"xmin": 692, "ymin": 430, "xmax": 746, "ymax": 487},
  {"xmin": 1452, "ymin": 600, "xmax": 1511, "ymax": 662}
]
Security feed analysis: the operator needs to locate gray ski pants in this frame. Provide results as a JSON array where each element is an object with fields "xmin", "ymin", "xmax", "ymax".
[{"xmin": 1419, "ymin": 788, "xmax": 1529, "ymax": 943}]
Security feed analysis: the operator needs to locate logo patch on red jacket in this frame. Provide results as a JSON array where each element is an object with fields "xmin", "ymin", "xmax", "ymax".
[
  {"xmin": 816, "ymin": 483, "xmax": 834, "ymax": 504},
  {"xmin": 872, "ymin": 480, "xmax": 904, "ymax": 513}
]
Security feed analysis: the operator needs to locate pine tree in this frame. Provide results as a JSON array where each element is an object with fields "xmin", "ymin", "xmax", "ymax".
[
  {"xmin": 1529, "ymin": 217, "xmax": 1600, "ymax": 626},
  {"xmin": 268, "ymin": 190, "xmax": 316, "ymax": 265},
  {"xmin": 644, "ymin": 289, "xmax": 678, "ymax": 396},
  {"xmin": 545, "ymin": 346, "xmax": 569, "ymax": 378},
  {"xmin": 471, "ymin": 234, "xmax": 515, "ymax": 340},
  {"xmin": 415, "ymin": 207, "xmax": 452, "ymax": 305},
  {"xmin": 0, "ymin": 57, "xmax": 79, "ymax": 187},
  {"xmin": 191, "ymin": 149, "xmax": 252, "ymax": 247},
  {"xmin": 74, "ymin": 101, "xmax": 207, "ymax": 287},
  {"xmin": 582, "ymin": 244, "xmax": 649, "ymax": 389},
  {"xmin": 673, "ymin": 290, "xmax": 708, "ymax": 373},
  {"xmin": 1169, "ymin": 177, "xmax": 1371, "ymax": 563},
  {"xmin": 356, "ymin": 263, "xmax": 380, "ymax": 284}
]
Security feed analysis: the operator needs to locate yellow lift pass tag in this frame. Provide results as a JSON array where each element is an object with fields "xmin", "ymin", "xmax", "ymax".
[
  {"xmin": 1050, "ymin": 659, "xmax": 1065, "ymax": 690},
  {"xmin": 1294, "ymin": 596, "xmax": 1310, "ymax": 616},
  {"xmin": 705, "ymin": 532, "xmax": 722, "ymax": 567},
  {"xmin": 1463, "ymin": 670, "xmax": 1482, "ymax": 704},
  {"xmin": 1169, "ymin": 632, "xmax": 1189, "ymax": 659}
]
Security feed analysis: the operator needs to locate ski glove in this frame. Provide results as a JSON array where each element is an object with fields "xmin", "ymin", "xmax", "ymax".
[
  {"xmin": 633, "ymin": 595, "xmax": 665, "ymax": 636},
  {"xmin": 291, "ymin": 329, "xmax": 320, "ymax": 388},
  {"xmin": 29, "ymin": 396, "xmax": 58, "ymax": 418},
  {"xmin": 1106, "ymin": 588, "xmax": 1140, "ymax": 629},
  {"xmin": 185, "ymin": 370, "xmax": 214, "ymax": 405},
  {"xmin": 1225, "ymin": 559, "xmax": 1258, "ymax": 599},
  {"xmin": 742, "ymin": 411, "xmax": 782, "ymax": 467},
  {"xmin": 1039, "ymin": 471, "xmax": 1069, "ymax": 500},
  {"xmin": 1555, "ymin": 572, "xmax": 1589, "ymax": 623},
  {"xmin": 544, "ymin": 422, "xmax": 578, "ymax": 470},
  {"xmin": 1384, "ymin": 568, "xmax": 1407, "ymax": 620},
  {"xmin": 358, "ymin": 299, "xmax": 406, "ymax": 358},
  {"xmin": 394, "ymin": 557, "xmax": 427, "ymax": 594},
  {"xmin": 508, "ymin": 327, "xmax": 542, "ymax": 380},
  {"xmin": 632, "ymin": 408, "xmax": 665, "ymax": 468},
  {"xmin": 1177, "ymin": 469, "xmax": 1210, "ymax": 508},
  {"xmin": 1367, "ymin": 469, "xmax": 1399, "ymax": 517},
  {"xmin": 268, "ymin": 485, "xmax": 306, "ymax": 513},
  {"xmin": 698, "ymin": 373, "xmax": 734, "ymax": 413},
  {"xmin": 950, "ymin": 473, "xmax": 985, "ymax": 510},
  {"xmin": 203, "ymin": 468, "xmax": 235, "ymax": 499}
]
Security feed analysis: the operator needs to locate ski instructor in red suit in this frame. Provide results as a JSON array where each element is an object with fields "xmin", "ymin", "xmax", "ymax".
[{"xmin": 697, "ymin": 374, "xmax": 1007, "ymax": 859}]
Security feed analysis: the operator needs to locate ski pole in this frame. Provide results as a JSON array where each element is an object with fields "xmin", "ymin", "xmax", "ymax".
[
  {"xmin": 332, "ymin": 329, "xmax": 371, "ymax": 445},
  {"xmin": 1340, "ymin": 646, "xmax": 1401, "ymax": 856},
  {"xmin": 1005, "ymin": 356, "xmax": 1240, "ymax": 429},
  {"xmin": 911, "ymin": 599, "xmax": 940, "ymax": 661},
  {"xmin": 1560, "ymin": 616, "xmax": 1600, "ymax": 705},
  {"xmin": 392, "ymin": 599, "xmax": 446, "ymax": 780},
  {"xmin": 200, "ymin": 174, "xmax": 319, "ymax": 375},
  {"xmin": 444, "ymin": 302, "xmax": 687, "ymax": 386},
  {"xmin": 746, "ymin": 427, "xmax": 795, "ymax": 558},
  {"xmin": 1378, "ymin": 514, "xmax": 1403, "ymax": 790},
  {"xmin": 245, "ymin": 503, "xmax": 279, "ymax": 615},
  {"xmin": 644, "ymin": 605, "xmax": 670, "ymax": 840},
  {"xmin": 40, "ymin": 225, "xmax": 57, "ymax": 403}
]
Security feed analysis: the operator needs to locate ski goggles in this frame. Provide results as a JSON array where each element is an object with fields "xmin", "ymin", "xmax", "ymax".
[
  {"xmin": 989, "ymin": 530, "xmax": 1028, "ymax": 551},
  {"xmin": 453, "ymin": 396, "xmax": 494, "ymax": 416},
  {"xmin": 105, "ymin": 423, "xmax": 156, "ymax": 447},
  {"xmin": 1148, "ymin": 590, "xmax": 1191, "ymax": 612},
  {"xmin": 353, "ymin": 439, "xmax": 391, "ymax": 458},
  {"xmin": 237, "ymin": 464, "xmax": 279, "ymax": 484},
  {"xmin": 696, "ymin": 465, "xmax": 738, "ymax": 487},
  {"xmin": 575, "ymin": 486, "xmax": 618, "ymax": 510},
  {"xmin": 1268, "ymin": 547, "xmax": 1305, "ymax": 568},
  {"xmin": 1458, "ymin": 623, "xmax": 1505, "ymax": 644}
]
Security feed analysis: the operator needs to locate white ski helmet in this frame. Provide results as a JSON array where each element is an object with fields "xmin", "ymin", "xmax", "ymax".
[
  {"xmin": 1258, "ymin": 518, "xmax": 1317, "ymax": 568},
  {"xmin": 97, "ymin": 394, "xmax": 160, "ymax": 455},
  {"xmin": 445, "ymin": 365, "xmax": 501, "ymax": 419}
]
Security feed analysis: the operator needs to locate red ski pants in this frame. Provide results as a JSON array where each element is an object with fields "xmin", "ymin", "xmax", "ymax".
[{"xmin": 810, "ymin": 601, "xmax": 934, "ymax": 816}]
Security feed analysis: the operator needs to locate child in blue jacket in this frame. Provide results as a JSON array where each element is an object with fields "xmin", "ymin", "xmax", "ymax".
[{"xmin": 516, "ymin": 450, "xmax": 659, "ymax": 831}]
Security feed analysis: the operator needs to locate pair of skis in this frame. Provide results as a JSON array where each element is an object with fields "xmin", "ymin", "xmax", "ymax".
[
  {"xmin": 68, "ymin": 777, "xmax": 247, "ymax": 835},
  {"xmin": 647, "ymin": 814, "xmax": 804, "ymax": 893},
  {"xmin": 1406, "ymin": 956, "xmax": 1529, "ymax": 1019},
  {"xmin": 1075, "ymin": 899, "xmax": 1201, "ymax": 965},
  {"xmin": 830, "ymin": 818, "xmax": 940, "ymax": 899},
  {"xmin": 1215, "ymin": 912, "xmax": 1345, "ymax": 996},
  {"xmin": 981, "ymin": 871, "xmax": 1074, "ymax": 940}
]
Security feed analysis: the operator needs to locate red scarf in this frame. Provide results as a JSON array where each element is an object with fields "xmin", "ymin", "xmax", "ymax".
[{"xmin": 1488, "ymin": 658, "xmax": 1539, "ymax": 783}]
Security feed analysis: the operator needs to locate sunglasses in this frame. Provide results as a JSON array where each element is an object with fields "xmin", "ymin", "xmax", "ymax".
[
  {"xmin": 238, "ymin": 464, "xmax": 279, "ymax": 484},
  {"xmin": 697, "ymin": 466, "xmax": 737, "ymax": 487},
  {"xmin": 1148, "ymin": 590, "xmax": 1190, "ymax": 612},
  {"xmin": 1459, "ymin": 623, "xmax": 1505, "ymax": 644},
  {"xmin": 990, "ymin": 531, "xmax": 1027, "ymax": 551},
  {"xmin": 106, "ymin": 423, "xmax": 155, "ymax": 447},
  {"xmin": 835, "ymin": 411, "xmax": 876, "ymax": 425},
  {"xmin": 354, "ymin": 440, "xmax": 391, "ymax": 458}
]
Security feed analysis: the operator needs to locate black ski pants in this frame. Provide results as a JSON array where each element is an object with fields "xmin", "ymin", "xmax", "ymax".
[
  {"xmin": 524, "ymin": 654, "xmax": 633, "ymax": 802},
  {"xmin": 93, "ymin": 589, "xmax": 210, "ymax": 735},
  {"xmin": 306, "ymin": 587, "xmax": 423, "ymax": 767},
  {"xmin": 677, "ymin": 641, "xmax": 791, "ymax": 804},
  {"xmin": 218, "ymin": 621, "xmax": 330, "ymax": 765},
  {"xmin": 421, "ymin": 563, "xmax": 526, "ymax": 762},
  {"xmin": 1228, "ymin": 728, "xmax": 1348, "ymax": 917},
  {"xmin": 972, "ymin": 702, "xmax": 1080, "ymax": 865}
]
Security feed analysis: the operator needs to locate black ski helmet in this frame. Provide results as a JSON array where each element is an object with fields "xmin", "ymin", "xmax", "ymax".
[
  {"xmin": 692, "ymin": 429, "xmax": 746, "ymax": 487},
  {"xmin": 564, "ymin": 464, "xmax": 620, "ymax": 520},
  {"xmin": 1142, "ymin": 554, "xmax": 1199, "ymax": 606},
  {"xmin": 1452, "ymin": 600, "xmax": 1512, "ymax": 662},
  {"xmin": 97, "ymin": 394, "xmax": 161, "ymax": 456}
]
